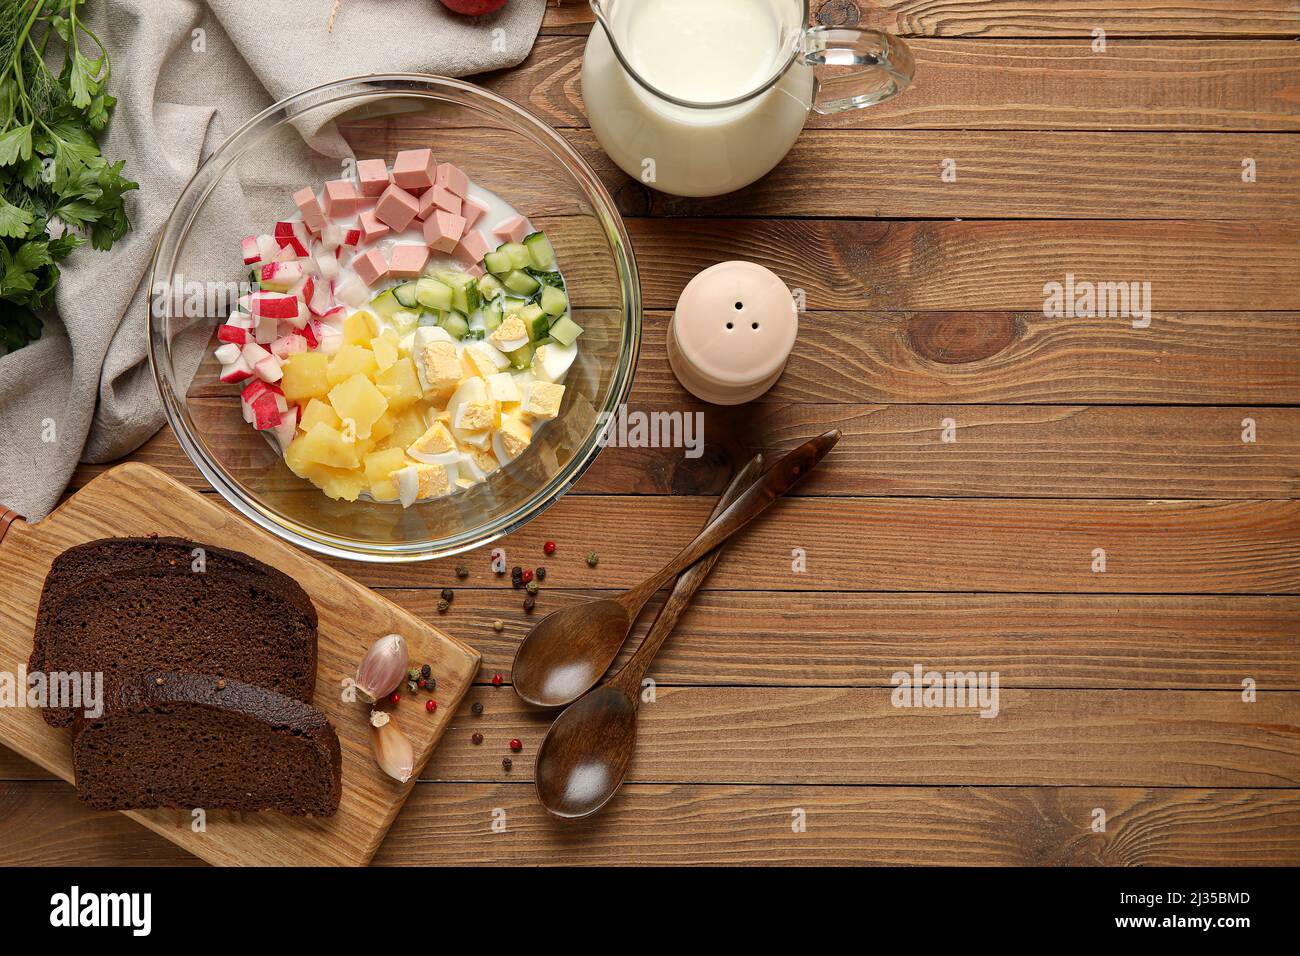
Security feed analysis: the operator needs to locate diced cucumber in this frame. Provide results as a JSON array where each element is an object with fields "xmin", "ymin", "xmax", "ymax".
[
  {"xmin": 369, "ymin": 289, "xmax": 403, "ymax": 320},
  {"xmin": 499, "ymin": 242, "xmax": 531, "ymax": 271},
  {"xmin": 519, "ymin": 303, "xmax": 549, "ymax": 342},
  {"xmin": 415, "ymin": 277, "xmax": 453, "ymax": 312},
  {"xmin": 484, "ymin": 250, "xmax": 513, "ymax": 276},
  {"xmin": 507, "ymin": 342, "xmax": 535, "ymax": 370},
  {"xmin": 434, "ymin": 270, "xmax": 480, "ymax": 314},
  {"xmin": 539, "ymin": 284, "xmax": 568, "ymax": 317},
  {"xmin": 438, "ymin": 312, "xmax": 470, "ymax": 340},
  {"xmin": 503, "ymin": 269, "xmax": 541, "ymax": 297},
  {"xmin": 547, "ymin": 315, "xmax": 584, "ymax": 346},
  {"xmin": 523, "ymin": 231, "xmax": 556, "ymax": 270},
  {"xmin": 525, "ymin": 267, "xmax": 564, "ymax": 290},
  {"xmin": 393, "ymin": 282, "xmax": 420, "ymax": 309},
  {"xmin": 481, "ymin": 299, "xmax": 504, "ymax": 331},
  {"xmin": 477, "ymin": 274, "xmax": 504, "ymax": 301}
]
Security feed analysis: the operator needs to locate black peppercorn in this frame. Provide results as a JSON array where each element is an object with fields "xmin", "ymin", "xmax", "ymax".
[
  {"xmin": 471, "ymin": 701, "xmax": 483, "ymax": 716},
  {"xmin": 437, "ymin": 598, "xmax": 449, "ymax": 613},
  {"xmin": 523, "ymin": 594, "xmax": 536, "ymax": 613},
  {"xmin": 421, "ymin": 663, "xmax": 431, "ymax": 679},
  {"xmin": 441, "ymin": 587, "xmax": 454, "ymax": 602},
  {"xmin": 535, "ymin": 566, "xmax": 546, "ymax": 581},
  {"xmin": 502, "ymin": 757, "xmax": 513, "ymax": 771},
  {"xmin": 455, "ymin": 564, "xmax": 469, "ymax": 579},
  {"xmin": 471, "ymin": 732, "xmax": 483, "ymax": 745}
]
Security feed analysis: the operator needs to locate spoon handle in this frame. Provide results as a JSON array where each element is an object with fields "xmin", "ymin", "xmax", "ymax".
[
  {"xmin": 618, "ymin": 429, "xmax": 841, "ymax": 613},
  {"xmin": 608, "ymin": 454, "xmax": 765, "ymax": 696}
]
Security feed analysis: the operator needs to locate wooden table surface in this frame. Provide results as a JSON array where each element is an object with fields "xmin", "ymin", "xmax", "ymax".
[{"xmin": 4, "ymin": 1, "xmax": 1299, "ymax": 866}]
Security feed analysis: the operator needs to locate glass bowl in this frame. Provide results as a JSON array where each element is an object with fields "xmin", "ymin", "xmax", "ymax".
[{"xmin": 149, "ymin": 75, "xmax": 640, "ymax": 562}]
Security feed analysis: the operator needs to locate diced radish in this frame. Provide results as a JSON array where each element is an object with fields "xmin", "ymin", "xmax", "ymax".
[
  {"xmin": 217, "ymin": 325, "xmax": 247, "ymax": 345},
  {"xmin": 242, "ymin": 341, "xmax": 272, "ymax": 365},
  {"xmin": 220, "ymin": 356, "xmax": 254, "ymax": 383},
  {"xmin": 295, "ymin": 322, "xmax": 320, "ymax": 349},
  {"xmin": 260, "ymin": 260, "xmax": 304, "ymax": 292},
  {"xmin": 317, "ymin": 324, "xmax": 344, "ymax": 356},
  {"xmin": 307, "ymin": 279, "xmax": 333, "ymax": 316},
  {"xmin": 254, "ymin": 314, "xmax": 277, "ymax": 344},
  {"xmin": 342, "ymin": 228, "xmax": 362, "ymax": 247},
  {"xmin": 255, "ymin": 355, "xmax": 283, "ymax": 384},
  {"xmin": 214, "ymin": 342, "xmax": 242, "ymax": 365},
  {"xmin": 241, "ymin": 236, "xmax": 261, "ymax": 265},
  {"xmin": 248, "ymin": 291, "xmax": 299, "ymax": 319},
  {"xmin": 297, "ymin": 276, "xmax": 315, "ymax": 304},
  {"xmin": 334, "ymin": 276, "xmax": 368, "ymax": 308},
  {"xmin": 320, "ymin": 306, "xmax": 346, "ymax": 326},
  {"xmin": 249, "ymin": 391, "xmax": 282, "ymax": 430},
  {"xmin": 268, "ymin": 413, "xmax": 298, "ymax": 453},
  {"xmin": 282, "ymin": 300, "xmax": 308, "ymax": 330},
  {"xmin": 316, "ymin": 251, "xmax": 340, "ymax": 281},
  {"xmin": 271, "ymin": 334, "xmax": 307, "ymax": 359},
  {"xmin": 274, "ymin": 242, "xmax": 298, "ymax": 262},
  {"xmin": 320, "ymin": 224, "xmax": 344, "ymax": 251},
  {"xmin": 226, "ymin": 310, "xmax": 254, "ymax": 330},
  {"xmin": 274, "ymin": 221, "xmax": 310, "ymax": 257}
]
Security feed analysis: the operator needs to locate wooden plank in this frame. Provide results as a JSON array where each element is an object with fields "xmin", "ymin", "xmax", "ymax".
[
  {"xmin": 393, "ymin": 589, "xmax": 1300, "ymax": 691},
  {"xmin": 2, "ymin": 781, "xmax": 1296, "ymax": 867},
  {"xmin": 422, "ymin": 687, "xmax": 1300, "ymax": 787},
  {"xmin": 76, "ymin": 403, "xmax": 1300, "ymax": 499},
  {"xmin": 539, "ymin": 1, "xmax": 1300, "ymax": 38},
  {"xmin": 493, "ymin": 36, "xmax": 1300, "ymax": 131},
  {"xmin": 320, "ymin": 496, "xmax": 1300, "ymax": 593}
]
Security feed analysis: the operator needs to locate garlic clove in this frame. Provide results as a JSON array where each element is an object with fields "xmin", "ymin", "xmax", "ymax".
[
  {"xmin": 369, "ymin": 709, "xmax": 414, "ymax": 783},
  {"xmin": 355, "ymin": 633, "xmax": 408, "ymax": 703}
]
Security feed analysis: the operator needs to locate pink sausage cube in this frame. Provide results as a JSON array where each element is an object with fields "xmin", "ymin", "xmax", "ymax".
[
  {"xmin": 356, "ymin": 158, "xmax": 390, "ymax": 197},
  {"xmin": 293, "ymin": 187, "xmax": 326, "ymax": 232},
  {"xmin": 417, "ymin": 183, "xmax": 462, "ymax": 220},
  {"xmin": 492, "ymin": 214, "xmax": 530, "ymax": 245},
  {"xmin": 423, "ymin": 209, "xmax": 467, "ymax": 253},
  {"xmin": 374, "ymin": 183, "xmax": 421, "ymax": 233},
  {"xmin": 358, "ymin": 208, "xmax": 390, "ymax": 244},
  {"xmin": 352, "ymin": 248, "xmax": 389, "ymax": 287},
  {"xmin": 322, "ymin": 179, "xmax": 360, "ymax": 220},
  {"xmin": 461, "ymin": 196, "xmax": 488, "ymax": 231},
  {"xmin": 457, "ymin": 229, "xmax": 492, "ymax": 265},
  {"xmin": 388, "ymin": 243, "xmax": 430, "ymax": 278},
  {"xmin": 392, "ymin": 148, "xmax": 438, "ymax": 191},
  {"xmin": 435, "ymin": 162, "xmax": 469, "ymax": 199}
]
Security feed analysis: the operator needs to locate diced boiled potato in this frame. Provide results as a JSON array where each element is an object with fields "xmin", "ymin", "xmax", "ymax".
[
  {"xmin": 343, "ymin": 310, "xmax": 379, "ymax": 345},
  {"xmin": 327, "ymin": 343, "xmax": 378, "ymax": 387},
  {"xmin": 369, "ymin": 410, "xmax": 396, "ymax": 442},
  {"xmin": 312, "ymin": 465, "xmax": 368, "ymax": 502},
  {"xmin": 328, "ymin": 373, "xmax": 389, "ymax": 440},
  {"xmin": 280, "ymin": 352, "xmax": 329, "ymax": 403},
  {"xmin": 377, "ymin": 408, "xmax": 430, "ymax": 452},
  {"xmin": 292, "ymin": 421, "xmax": 361, "ymax": 469},
  {"xmin": 374, "ymin": 357, "xmax": 423, "ymax": 411},
  {"xmin": 364, "ymin": 447, "xmax": 409, "ymax": 490},
  {"xmin": 298, "ymin": 397, "xmax": 341, "ymax": 433},
  {"xmin": 371, "ymin": 333, "xmax": 400, "ymax": 371}
]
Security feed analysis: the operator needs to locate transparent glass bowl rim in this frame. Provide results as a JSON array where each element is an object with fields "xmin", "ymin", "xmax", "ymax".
[{"xmin": 148, "ymin": 73, "xmax": 642, "ymax": 563}]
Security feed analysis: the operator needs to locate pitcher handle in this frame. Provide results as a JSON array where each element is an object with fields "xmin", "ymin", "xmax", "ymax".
[{"xmin": 801, "ymin": 27, "xmax": 914, "ymax": 115}]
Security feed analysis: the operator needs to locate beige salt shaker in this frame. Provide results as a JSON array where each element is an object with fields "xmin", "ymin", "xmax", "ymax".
[{"xmin": 666, "ymin": 261, "xmax": 798, "ymax": 405}]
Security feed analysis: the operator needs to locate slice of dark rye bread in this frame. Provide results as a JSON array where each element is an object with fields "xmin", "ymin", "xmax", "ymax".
[
  {"xmin": 31, "ymin": 536, "xmax": 318, "ymax": 727},
  {"xmin": 73, "ymin": 672, "xmax": 342, "ymax": 815}
]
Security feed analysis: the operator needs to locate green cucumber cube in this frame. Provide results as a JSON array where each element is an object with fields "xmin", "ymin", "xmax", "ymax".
[
  {"xmin": 369, "ymin": 289, "xmax": 403, "ymax": 320},
  {"xmin": 438, "ymin": 312, "xmax": 470, "ymax": 340},
  {"xmin": 484, "ymin": 250, "xmax": 513, "ymax": 275},
  {"xmin": 503, "ymin": 269, "xmax": 540, "ymax": 297},
  {"xmin": 546, "ymin": 314, "xmax": 584, "ymax": 346},
  {"xmin": 415, "ymin": 277, "xmax": 453, "ymax": 312},
  {"xmin": 500, "ymin": 242, "xmax": 530, "ymax": 270},
  {"xmin": 507, "ymin": 342, "xmax": 535, "ymax": 370},
  {"xmin": 477, "ymin": 274, "xmax": 504, "ymax": 301},
  {"xmin": 539, "ymin": 284, "xmax": 568, "ymax": 317},
  {"xmin": 523, "ymin": 231, "xmax": 556, "ymax": 269}
]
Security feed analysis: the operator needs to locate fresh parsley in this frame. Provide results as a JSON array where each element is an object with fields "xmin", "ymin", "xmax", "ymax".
[{"xmin": 0, "ymin": 0, "xmax": 136, "ymax": 351}]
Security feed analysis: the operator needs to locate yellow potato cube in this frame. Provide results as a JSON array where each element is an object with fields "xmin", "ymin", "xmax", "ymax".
[
  {"xmin": 369, "ymin": 411, "xmax": 396, "ymax": 442},
  {"xmin": 375, "ymin": 357, "xmax": 423, "ymax": 411},
  {"xmin": 280, "ymin": 352, "xmax": 329, "ymax": 403},
  {"xmin": 293, "ymin": 422, "xmax": 361, "ymax": 470},
  {"xmin": 364, "ymin": 447, "xmax": 409, "ymax": 489},
  {"xmin": 497, "ymin": 415, "xmax": 532, "ymax": 459},
  {"xmin": 343, "ymin": 310, "xmax": 378, "ymax": 345},
  {"xmin": 312, "ymin": 465, "xmax": 368, "ymax": 502},
  {"xmin": 376, "ymin": 408, "xmax": 430, "ymax": 452},
  {"xmin": 408, "ymin": 421, "xmax": 455, "ymax": 457},
  {"xmin": 298, "ymin": 397, "xmax": 340, "ymax": 433},
  {"xmin": 371, "ymin": 334, "xmax": 399, "ymax": 371},
  {"xmin": 370, "ymin": 478, "xmax": 400, "ymax": 502},
  {"xmin": 328, "ymin": 373, "xmax": 389, "ymax": 440},
  {"xmin": 421, "ymin": 341, "xmax": 462, "ymax": 401},
  {"xmin": 524, "ymin": 381, "xmax": 565, "ymax": 421},
  {"xmin": 327, "ymin": 343, "xmax": 378, "ymax": 387}
]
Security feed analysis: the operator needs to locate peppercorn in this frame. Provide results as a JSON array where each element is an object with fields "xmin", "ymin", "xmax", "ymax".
[
  {"xmin": 408, "ymin": 668, "xmax": 420, "ymax": 682},
  {"xmin": 523, "ymin": 595, "xmax": 536, "ymax": 613},
  {"xmin": 587, "ymin": 551, "xmax": 598, "ymax": 567},
  {"xmin": 418, "ymin": 678, "xmax": 427, "ymax": 689},
  {"xmin": 437, "ymin": 598, "xmax": 449, "ymax": 613},
  {"xmin": 421, "ymin": 663, "xmax": 431, "ymax": 679},
  {"xmin": 425, "ymin": 699, "xmax": 437, "ymax": 713},
  {"xmin": 526, "ymin": 580, "xmax": 539, "ymax": 595},
  {"xmin": 441, "ymin": 587, "xmax": 454, "ymax": 602},
  {"xmin": 543, "ymin": 540, "xmax": 556, "ymax": 556},
  {"xmin": 535, "ymin": 567, "xmax": 546, "ymax": 581},
  {"xmin": 455, "ymin": 564, "xmax": 469, "ymax": 579},
  {"xmin": 512, "ymin": 566, "xmax": 522, "ymax": 578},
  {"xmin": 521, "ymin": 568, "xmax": 534, "ymax": 584},
  {"xmin": 510, "ymin": 738, "xmax": 522, "ymax": 752},
  {"xmin": 471, "ymin": 732, "xmax": 483, "ymax": 745},
  {"xmin": 491, "ymin": 673, "xmax": 503, "ymax": 686},
  {"xmin": 492, "ymin": 619, "xmax": 504, "ymax": 632},
  {"xmin": 502, "ymin": 757, "xmax": 513, "ymax": 771},
  {"xmin": 471, "ymin": 701, "xmax": 484, "ymax": 716},
  {"xmin": 390, "ymin": 693, "xmax": 401, "ymax": 704},
  {"xmin": 425, "ymin": 676, "xmax": 436, "ymax": 692},
  {"xmin": 407, "ymin": 679, "xmax": 418, "ymax": 692}
]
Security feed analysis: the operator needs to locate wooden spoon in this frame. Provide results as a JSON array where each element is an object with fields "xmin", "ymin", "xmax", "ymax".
[
  {"xmin": 511, "ymin": 428, "xmax": 841, "ymax": 707},
  {"xmin": 533, "ymin": 454, "xmax": 766, "ymax": 819}
]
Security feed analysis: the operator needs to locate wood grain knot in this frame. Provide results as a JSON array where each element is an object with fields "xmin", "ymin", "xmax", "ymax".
[
  {"xmin": 816, "ymin": 0, "xmax": 861, "ymax": 27},
  {"xmin": 905, "ymin": 312, "xmax": 1020, "ymax": 365}
]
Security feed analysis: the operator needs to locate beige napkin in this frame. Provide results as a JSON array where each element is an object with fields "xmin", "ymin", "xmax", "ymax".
[{"xmin": 0, "ymin": 0, "xmax": 545, "ymax": 521}]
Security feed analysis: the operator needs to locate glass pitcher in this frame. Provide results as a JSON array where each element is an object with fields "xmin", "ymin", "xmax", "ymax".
[{"xmin": 582, "ymin": 0, "xmax": 914, "ymax": 198}]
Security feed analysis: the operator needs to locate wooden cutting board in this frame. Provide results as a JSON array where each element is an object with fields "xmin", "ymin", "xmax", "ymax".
[{"xmin": 0, "ymin": 462, "xmax": 479, "ymax": 866}]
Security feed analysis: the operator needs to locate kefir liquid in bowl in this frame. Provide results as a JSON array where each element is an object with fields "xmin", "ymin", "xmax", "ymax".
[{"xmin": 582, "ymin": 0, "xmax": 814, "ymax": 197}]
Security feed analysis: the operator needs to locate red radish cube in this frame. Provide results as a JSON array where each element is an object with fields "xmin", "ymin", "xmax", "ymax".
[
  {"xmin": 254, "ymin": 314, "xmax": 278, "ymax": 345},
  {"xmin": 316, "ymin": 251, "xmax": 340, "ymax": 282},
  {"xmin": 274, "ymin": 221, "xmax": 311, "ymax": 257},
  {"xmin": 320, "ymin": 224, "xmax": 344, "ymax": 251},
  {"xmin": 388, "ymin": 243, "xmax": 430, "ymax": 278},
  {"xmin": 255, "ymin": 355, "xmax": 283, "ymax": 384},
  {"xmin": 241, "ymin": 236, "xmax": 262, "ymax": 265},
  {"xmin": 248, "ymin": 291, "xmax": 299, "ymax": 319},
  {"xmin": 242, "ymin": 341, "xmax": 272, "ymax": 366},
  {"xmin": 319, "ymin": 306, "xmax": 346, "ymax": 325},
  {"xmin": 357, "ymin": 210, "xmax": 388, "ymax": 244},
  {"xmin": 392, "ymin": 149, "xmax": 438, "ymax": 191},
  {"xmin": 260, "ymin": 260, "xmax": 304, "ymax": 292},
  {"xmin": 424, "ymin": 210, "xmax": 466, "ymax": 253},
  {"xmin": 435, "ymin": 162, "xmax": 469, "ymax": 199},
  {"xmin": 356, "ymin": 158, "xmax": 389, "ymax": 197},
  {"xmin": 307, "ymin": 279, "xmax": 334, "ymax": 316},
  {"xmin": 220, "ymin": 357, "xmax": 254, "ymax": 383},
  {"xmin": 374, "ymin": 183, "xmax": 420, "ymax": 232},
  {"xmin": 461, "ymin": 196, "xmax": 488, "ymax": 231},
  {"xmin": 214, "ymin": 342, "xmax": 243, "ymax": 365},
  {"xmin": 269, "ymin": 413, "xmax": 298, "ymax": 453},
  {"xmin": 256, "ymin": 234, "xmax": 280, "ymax": 263},
  {"xmin": 271, "ymin": 334, "xmax": 308, "ymax": 360},
  {"xmin": 352, "ymin": 248, "xmax": 389, "ymax": 287},
  {"xmin": 293, "ymin": 188, "xmax": 326, "ymax": 232},
  {"xmin": 334, "ymin": 276, "xmax": 369, "ymax": 308},
  {"xmin": 317, "ymin": 324, "xmax": 344, "ymax": 356},
  {"xmin": 342, "ymin": 227, "xmax": 363, "ymax": 246},
  {"xmin": 493, "ymin": 214, "xmax": 530, "ymax": 245},
  {"xmin": 322, "ymin": 179, "xmax": 361, "ymax": 220},
  {"xmin": 217, "ymin": 325, "xmax": 248, "ymax": 344},
  {"xmin": 457, "ymin": 229, "xmax": 492, "ymax": 265},
  {"xmin": 249, "ymin": 391, "xmax": 282, "ymax": 429}
]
